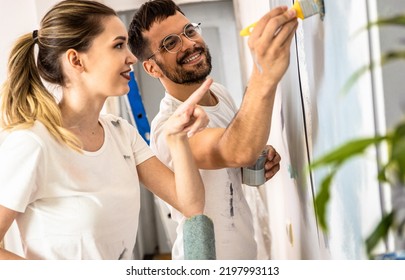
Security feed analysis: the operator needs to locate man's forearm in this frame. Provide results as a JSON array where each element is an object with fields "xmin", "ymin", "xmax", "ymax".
[{"xmin": 216, "ymin": 78, "xmax": 277, "ymax": 167}]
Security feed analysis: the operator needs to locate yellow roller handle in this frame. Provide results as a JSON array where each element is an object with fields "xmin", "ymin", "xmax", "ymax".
[
  {"xmin": 293, "ymin": 1, "xmax": 305, "ymax": 20},
  {"xmin": 239, "ymin": 22, "xmax": 257, "ymax": 37},
  {"xmin": 239, "ymin": 1, "xmax": 304, "ymax": 37}
]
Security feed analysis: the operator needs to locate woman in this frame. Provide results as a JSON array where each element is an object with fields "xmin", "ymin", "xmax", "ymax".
[{"xmin": 0, "ymin": 0, "xmax": 210, "ymax": 260}]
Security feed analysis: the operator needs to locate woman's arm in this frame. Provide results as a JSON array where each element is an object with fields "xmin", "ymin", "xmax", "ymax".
[
  {"xmin": 0, "ymin": 205, "xmax": 25, "ymax": 259},
  {"xmin": 165, "ymin": 132, "xmax": 204, "ymax": 217},
  {"xmin": 138, "ymin": 79, "xmax": 212, "ymax": 217}
]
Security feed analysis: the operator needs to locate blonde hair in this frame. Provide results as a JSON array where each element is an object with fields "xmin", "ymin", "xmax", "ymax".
[{"xmin": 0, "ymin": 0, "xmax": 117, "ymax": 151}]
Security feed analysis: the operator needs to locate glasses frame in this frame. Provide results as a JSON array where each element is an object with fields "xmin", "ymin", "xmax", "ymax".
[{"xmin": 147, "ymin": 22, "xmax": 201, "ymax": 60}]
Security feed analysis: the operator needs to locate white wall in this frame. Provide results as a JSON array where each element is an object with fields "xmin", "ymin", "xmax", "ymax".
[
  {"xmin": 303, "ymin": 0, "xmax": 382, "ymax": 259},
  {"xmin": 0, "ymin": 0, "xmax": 37, "ymax": 85},
  {"xmin": 262, "ymin": 0, "xmax": 396, "ymax": 259},
  {"xmin": 235, "ymin": 0, "xmax": 390, "ymax": 259},
  {"xmin": 103, "ymin": 0, "xmax": 220, "ymax": 12}
]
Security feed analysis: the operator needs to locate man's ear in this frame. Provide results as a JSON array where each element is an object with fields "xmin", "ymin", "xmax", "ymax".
[
  {"xmin": 143, "ymin": 60, "xmax": 162, "ymax": 79},
  {"xmin": 65, "ymin": 49, "xmax": 83, "ymax": 71}
]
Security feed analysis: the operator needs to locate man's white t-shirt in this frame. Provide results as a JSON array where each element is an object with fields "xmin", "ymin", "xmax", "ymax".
[
  {"xmin": 151, "ymin": 82, "xmax": 257, "ymax": 260},
  {"xmin": 0, "ymin": 114, "xmax": 154, "ymax": 259}
]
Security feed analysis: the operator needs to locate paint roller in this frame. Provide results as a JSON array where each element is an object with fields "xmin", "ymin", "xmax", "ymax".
[{"xmin": 183, "ymin": 214, "xmax": 216, "ymax": 260}]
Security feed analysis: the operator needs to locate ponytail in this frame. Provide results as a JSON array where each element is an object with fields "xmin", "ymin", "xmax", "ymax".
[
  {"xmin": 0, "ymin": 32, "xmax": 82, "ymax": 151},
  {"xmin": 1, "ymin": 1, "xmax": 117, "ymax": 152}
]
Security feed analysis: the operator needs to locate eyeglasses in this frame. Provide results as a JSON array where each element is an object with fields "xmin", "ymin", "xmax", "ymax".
[{"xmin": 147, "ymin": 22, "xmax": 201, "ymax": 60}]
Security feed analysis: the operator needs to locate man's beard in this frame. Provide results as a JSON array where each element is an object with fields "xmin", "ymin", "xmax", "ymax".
[{"xmin": 155, "ymin": 45, "xmax": 212, "ymax": 85}]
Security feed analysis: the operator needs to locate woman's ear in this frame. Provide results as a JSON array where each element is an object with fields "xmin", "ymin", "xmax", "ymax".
[
  {"xmin": 65, "ymin": 49, "xmax": 83, "ymax": 71},
  {"xmin": 143, "ymin": 60, "xmax": 162, "ymax": 79}
]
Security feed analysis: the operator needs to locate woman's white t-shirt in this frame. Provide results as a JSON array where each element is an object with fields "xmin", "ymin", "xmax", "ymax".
[{"xmin": 0, "ymin": 114, "xmax": 154, "ymax": 259}]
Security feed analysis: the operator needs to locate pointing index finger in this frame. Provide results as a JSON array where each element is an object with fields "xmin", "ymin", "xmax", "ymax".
[{"xmin": 176, "ymin": 78, "xmax": 213, "ymax": 115}]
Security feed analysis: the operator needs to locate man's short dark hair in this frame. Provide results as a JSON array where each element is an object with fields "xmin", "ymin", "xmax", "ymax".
[{"xmin": 128, "ymin": 0, "xmax": 184, "ymax": 61}]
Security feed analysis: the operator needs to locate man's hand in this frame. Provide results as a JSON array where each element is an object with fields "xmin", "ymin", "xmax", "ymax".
[
  {"xmin": 248, "ymin": 6, "xmax": 298, "ymax": 85},
  {"xmin": 264, "ymin": 145, "xmax": 281, "ymax": 181}
]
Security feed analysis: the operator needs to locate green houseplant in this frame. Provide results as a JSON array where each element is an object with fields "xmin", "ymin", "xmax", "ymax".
[{"xmin": 309, "ymin": 14, "xmax": 405, "ymax": 258}]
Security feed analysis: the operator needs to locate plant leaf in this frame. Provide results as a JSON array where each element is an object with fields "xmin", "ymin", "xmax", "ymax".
[
  {"xmin": 310, "ymin": 136, "xmax": 387, "ymax": 170},
  {"xmin": 312, "ymin": 136, "xmax": 388, "ymax": 233},
  {"xmin": 366, "ymin": 211, "xmax": 394, "ymax": 259},
  {"xmin": 381, "ymin": 51, "xmax": 405, "ymax": 65},
  {"xmin": 315, "ymin": 170, "xmax": 337, "ymax": 232},
  {"xmin": 342, "ymin": 51, "xmax": 405, "ymax": 94},
  {"xmin": 341, "ymin": 64, "xmax": 371, "ymax": 95},
  {"xmin": 347, "ymin": 15, "xmax": 405, "ymax": 94},
  {"xmin": 390, "ymin": 125, "xmax": 405, "ymax": 184},
  {"xmin": 368, "ymin": 15, "xmax": 405, "ymax": 28},
  {"xmin": 377, "ymin": 163, "xmax": 389, "ymax": 183},
  {"xmin": 353, "ymin": 15, "xmax": 405, "ymax": 38}
]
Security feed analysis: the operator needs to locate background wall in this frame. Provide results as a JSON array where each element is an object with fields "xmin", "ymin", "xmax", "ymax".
[
  {"xmin": 375, "ymin": 0, "xmax": 405, "ymax": 130},
  {"xmin": 0, "ymin": 0, "xmax": 37, "ymax": 85},
  {"xmin": 270, "ymin": 0, "xmax": 382, "ymax": 259}
]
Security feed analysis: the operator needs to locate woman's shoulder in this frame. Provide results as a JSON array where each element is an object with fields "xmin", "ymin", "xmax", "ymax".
[
  {"xmin": 100, "ymin": 113, "xmax": 131, "ymax": 127},
  {"xmin": 0, "ymin": 122, "xmax": 49, "ymax": 153},
  {"xmin": 99, "ymin": 113, "xmax": 138, "ymax": 140}
]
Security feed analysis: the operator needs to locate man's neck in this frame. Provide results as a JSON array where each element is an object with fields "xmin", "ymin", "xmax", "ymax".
[{"xmin": 163, "ymin": 80, "xmax": 216, "ymax": 106}]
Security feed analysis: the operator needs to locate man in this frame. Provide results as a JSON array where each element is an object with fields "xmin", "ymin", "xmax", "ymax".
[{"xmin": 128, "ymin": 0, "xmax": 298, "ymax": 259}]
